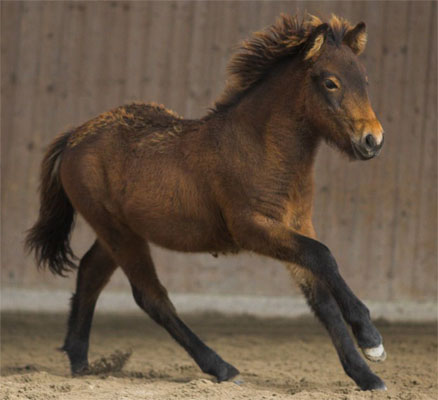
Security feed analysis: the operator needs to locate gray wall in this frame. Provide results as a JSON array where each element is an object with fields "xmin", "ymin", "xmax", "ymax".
[{"xmin": 1, "ymin": 1, "xmax": 436, "ymax": 302}]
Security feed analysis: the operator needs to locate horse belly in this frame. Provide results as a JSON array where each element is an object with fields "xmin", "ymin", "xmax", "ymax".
[
  {"xmin": 128, "ymin": 212, "xmax": 234, "ymax": 253},
  {"xmin": 123, "ymin": 190, "xmax": 235, "ymax": 253}
]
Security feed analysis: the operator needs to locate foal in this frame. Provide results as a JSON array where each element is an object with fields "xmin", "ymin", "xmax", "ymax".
[{"xmin": 26, "ymin": 14, "xmax": 386, "ymax": 390}]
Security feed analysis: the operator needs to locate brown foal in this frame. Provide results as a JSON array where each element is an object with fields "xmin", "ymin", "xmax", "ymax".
[{"xmin": 26, "ymin": 14, "xmax": 386, "ymax": 390}]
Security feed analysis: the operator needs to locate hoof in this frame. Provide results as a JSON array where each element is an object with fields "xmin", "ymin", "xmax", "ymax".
[
  {"xmin": 359, "ymin": 374, "xmax": 387, "ymax": 391},
  {"xmin": 71, "ymin": 361, "xmax": 90, "ymax": 376},
  {"xmin": 215, "ymin": 362, "xmax": 240, "ymax": 383},
  {"xmin": 362, "ymin": 344, "xmax": 387, "ymax": 362},
  {"xmin": 365, "ymin": 381, "xmax": 387, "ymax": 391}
]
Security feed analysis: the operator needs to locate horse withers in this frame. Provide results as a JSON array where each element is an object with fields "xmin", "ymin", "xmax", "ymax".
[{"xmin": 26, "ymin": 14, "xmax": 386, "ymax": 390}]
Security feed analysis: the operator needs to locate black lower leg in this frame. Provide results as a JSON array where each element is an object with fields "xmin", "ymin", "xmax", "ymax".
[
  {"xmin": 62, "ymin": 293, "xmax": 98, "ymax": 374},
  {"xmin": 330, "ymin": 276, "xmax": 382, "ymax": 350},
  {"xmin": 131, "ymin": 284, "xmax": 239, "ymax": 382},
  {"xmin": 295, "ymin": 236, "xmax": 383, "ymax": 350},
  {"xmin": 62, "ymin": 241, "xmax": 117, "ymax": 374},
  {"xmin": 301, "ymin": 282, "xmax": 386, "ymax": 391}
]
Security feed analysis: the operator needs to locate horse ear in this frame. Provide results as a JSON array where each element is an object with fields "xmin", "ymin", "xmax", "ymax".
[
  {"xmin": 304, "ymin": 24, "xmax": 330, "ymax": 60},
  {"xmin": 344, "ymin": 22, "xmax": 367, "ymax": 55}
]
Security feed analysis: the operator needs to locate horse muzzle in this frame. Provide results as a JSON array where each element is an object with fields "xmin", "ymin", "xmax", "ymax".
[{"xmin": 352, "ymin": 133, "xmax": 384, "ymax": 160}]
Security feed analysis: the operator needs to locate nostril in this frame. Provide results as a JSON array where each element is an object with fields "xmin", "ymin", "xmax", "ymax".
[{"xmin": 365, "ymin": 134, "xmax": 376, "ymax": 150}]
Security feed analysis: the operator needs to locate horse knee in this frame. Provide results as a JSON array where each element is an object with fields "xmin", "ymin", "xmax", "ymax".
[{"xmin": 299, "ymin": 239, "xmax": 337, "ymax": 273}]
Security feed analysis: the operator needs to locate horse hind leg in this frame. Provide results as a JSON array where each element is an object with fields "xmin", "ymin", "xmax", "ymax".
[
  {"xmin": 113, "ymin": 235, "xmax": 239, "ymax": 382},
  {"xmin": 61, "ymin": 240, "xmax": 118, "ymax": 374}
]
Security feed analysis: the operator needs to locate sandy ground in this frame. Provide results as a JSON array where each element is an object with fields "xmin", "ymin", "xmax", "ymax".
[{"xmin": 1, "ymin": 312, "xmax": 436, "ymax": 400}]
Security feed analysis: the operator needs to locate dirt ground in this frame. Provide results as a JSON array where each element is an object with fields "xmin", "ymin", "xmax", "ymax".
[{"xmin": 1, "ymin": 312, "xmax": 436, "ymax": 400}]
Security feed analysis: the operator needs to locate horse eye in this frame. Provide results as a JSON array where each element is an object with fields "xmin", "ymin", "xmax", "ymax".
[{"xmin": 324, "ymin": 79, "xmax": 338, "ymax": 90}]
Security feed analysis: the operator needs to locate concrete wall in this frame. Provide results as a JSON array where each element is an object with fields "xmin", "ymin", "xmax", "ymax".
[{"xmin": 2, "ymin": 1, "xmax": 436, "ymax": 303}]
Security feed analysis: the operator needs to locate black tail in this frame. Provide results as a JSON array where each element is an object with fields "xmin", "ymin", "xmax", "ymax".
[{"xmin": 25, "ymin": 131, "xmax": 77, "ymax": 276}]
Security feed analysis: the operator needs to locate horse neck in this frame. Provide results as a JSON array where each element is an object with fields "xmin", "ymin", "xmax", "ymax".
[{"xmin": 223, "ymin": 66, "xmax": 321, "ymax": 175}]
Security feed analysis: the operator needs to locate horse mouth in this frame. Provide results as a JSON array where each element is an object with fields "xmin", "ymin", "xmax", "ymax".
[{"xmin": 351, "ymin": 141, "xmax": 377, "ymax": 160}]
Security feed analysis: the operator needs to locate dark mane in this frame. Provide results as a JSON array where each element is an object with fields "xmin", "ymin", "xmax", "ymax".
[{"xmin": 213, "ymin": 13, "xmax": 355, "ymax": 112}]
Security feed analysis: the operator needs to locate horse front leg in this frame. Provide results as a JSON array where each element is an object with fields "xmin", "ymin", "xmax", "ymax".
[
  {"xmin": 229, "ymin": 214, "xmax": 386, "ymax": 390},
  {"xmin": 286, "ymin": 223, "xmax": 385, "ymax": 362},
  {"xmin": 291, "ymin": 235, "xmax": 385, "ymax": 363},
  {"xmin": 298, "ymin": 277, "xmax": 386, "ymax": 390}
]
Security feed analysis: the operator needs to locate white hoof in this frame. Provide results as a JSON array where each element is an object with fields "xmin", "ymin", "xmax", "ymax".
[{"xmin": 362, "ymin": 344, "xmax": 387, "ymax": 362}]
